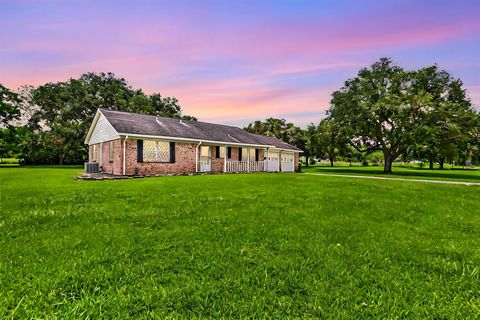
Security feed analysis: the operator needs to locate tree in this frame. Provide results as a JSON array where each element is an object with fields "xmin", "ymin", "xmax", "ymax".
[
  {"xmin": 0, "ymin": 84, "xmax": 21, "ymax": 127},
  {"xmin": 315, "ymin": 118, "xmax": 346, "ymax": 167},
  {"xmin": 26, "ymin": 72, "xmax": 194, "ymax": 164},
  {"xmin": 294, "ymin": 124, "xmax": 317, "ymax": 167},
  {"xmin": 411, "ymin": 66, "xmax": 477, "ymax": 169},
  {"xmin": 244, "ymin": 118, "xmax": 302, "ymax": 148},
  {"xmin": 329, "ymin": 58, "xmax": 431, "ymax": 173}
]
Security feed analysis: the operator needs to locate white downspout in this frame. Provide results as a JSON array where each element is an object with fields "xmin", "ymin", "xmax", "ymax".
[
  {"xmin": 123, "ymin": 135, "xmax": 128, "ymax": 175},
  {"xmin": 195, "ymin": 141, "xmax": 202, "ymax": 172},
  {"xmin": 99, "ymin": 142, "xmax": 103, "ymax": 168},
  {"xmin": 223, "ymin": 145, "xmax": 227, "ymax": 173}
]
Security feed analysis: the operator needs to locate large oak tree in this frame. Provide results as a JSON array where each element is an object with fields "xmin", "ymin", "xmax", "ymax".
[{"xmin": 329, "ymin": 58, "xmax": 432, "ymax": 173}]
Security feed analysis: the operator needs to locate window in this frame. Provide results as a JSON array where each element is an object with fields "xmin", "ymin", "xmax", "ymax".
[
  {"xmin": 268, "ymin": 153, "xmax": 278, "ymax": 161},
  {"xmin": 227, "ymin": 147, "xmax": 232, "ymax": 159},
  {"xmin": 249, "ymin": 148, "xmax": 255, "ymax": 160},
  {"xmin": 220, "ymin": 146, "xmax": 226, "ymax": 158},
  {"xmin": 200, "ymin": 146, "xmax": 211, "ymax": 162},
  {"xmin": 89, "ymin": 144, "xmax": 99, "ymax": 162},
  {"xmin": 143, "ymin": 140, "xmax": 170, "ymax": 162},
  {"xmin": 109, "ymin": 141, "xmax": 114, "ymax": 161},
  {"xmin": 214, "ymin": 146, "xmax": 225, "ymax": 158}
]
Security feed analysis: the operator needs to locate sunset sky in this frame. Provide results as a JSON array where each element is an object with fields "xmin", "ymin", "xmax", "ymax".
[{"xmin": 1, "ymin": 0, "xmax": 479, "ymax": 126}]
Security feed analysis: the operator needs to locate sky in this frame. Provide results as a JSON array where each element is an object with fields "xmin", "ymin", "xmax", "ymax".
[{"xmin": 1, "ymin": 0, "xmax": 479, "ymax": 127}]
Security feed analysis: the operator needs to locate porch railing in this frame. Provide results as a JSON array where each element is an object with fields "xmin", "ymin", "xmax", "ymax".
[
  {"xmin": 226, "ymin": 161, "xmax": 264, "ymax": 172},
  {"xmin": 198, "ymin": 160, "xmax": 211, "ymax": 172}
]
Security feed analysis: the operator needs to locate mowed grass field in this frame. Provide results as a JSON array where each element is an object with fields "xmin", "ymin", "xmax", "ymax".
[
  {"xmin": 302, "ymin": 164, "xmax": 480, "ymax": 183},
  {"xmin": 1, "ymin": 167, "xmax": 480, "ymax": 318}
]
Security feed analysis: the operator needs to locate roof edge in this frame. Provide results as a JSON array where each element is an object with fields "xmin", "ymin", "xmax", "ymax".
[
  {"xmin": 84, "ymin": 110, "xmax": 102, "ymax": 144},
  {"xmin": 118, "ymin": 133, "xmax": 278, "ymax": 149}
]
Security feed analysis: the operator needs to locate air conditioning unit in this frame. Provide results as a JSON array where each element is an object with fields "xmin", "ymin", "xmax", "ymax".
[{"xmin": 84, "ymin": 162, "xmax": 100, "ymax": 173}]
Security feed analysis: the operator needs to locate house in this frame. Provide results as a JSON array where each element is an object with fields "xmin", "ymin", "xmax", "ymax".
[{"xmin": 84, "ymin": 108, "xmax": 302, "ymax": 175}]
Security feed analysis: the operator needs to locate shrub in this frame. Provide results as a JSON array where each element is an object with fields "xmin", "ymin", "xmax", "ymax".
[{"xmin": 0, "ymin": 158, "xmax": 20, "ymax": 164}]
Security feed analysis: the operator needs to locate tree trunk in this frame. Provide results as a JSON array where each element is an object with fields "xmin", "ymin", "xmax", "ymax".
[
  {"xmin": 429, "ymin": 156, "xmax": 434, "ymax": 170},
  {"xmin": 329, "ymin": 157, "xmax": 334, "ymax": 167},
  {"xmin": 439, "ymin": 158, "xmax": 445, "ymax": 170},
  {"xmin": 383, "ymin": 153, "xmax": 393, "ymax": 173},
  {"xmin": 59, "ymin": 155, "xmax": 64, "ymax": 165}
]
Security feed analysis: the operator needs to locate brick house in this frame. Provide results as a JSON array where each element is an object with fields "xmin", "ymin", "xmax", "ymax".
[{"xmin": 84, "ymin": 109, "xmax": 302, "ymax": 175}]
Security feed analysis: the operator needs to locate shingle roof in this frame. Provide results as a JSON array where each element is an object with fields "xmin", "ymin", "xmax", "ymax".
[{"xmin": 99, "ymin": 108, "xmax": 302, "ymax": 152}]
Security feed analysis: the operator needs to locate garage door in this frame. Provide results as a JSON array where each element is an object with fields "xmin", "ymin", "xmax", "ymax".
[
  {"xmin": 281, "ymin": 153, "xmax": 294, "ymax": 172},
  {"xmin": 267, "ymin": 151, "xmax": 279, "ymax": 172}
]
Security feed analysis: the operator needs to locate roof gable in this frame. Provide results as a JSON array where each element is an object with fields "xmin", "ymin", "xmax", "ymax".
[{"xmin": 85, "ymin": 110, "xmax": 120, "ymax": 144}]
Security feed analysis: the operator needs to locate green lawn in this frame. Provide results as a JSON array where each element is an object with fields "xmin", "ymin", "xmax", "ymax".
[
  {"xmin": 1, "ymin": 167, "xmax": 480, "ymax": 318},
  {"xmin": 302, "ymin": 164, "xmax": 480, "ymax": 183}
]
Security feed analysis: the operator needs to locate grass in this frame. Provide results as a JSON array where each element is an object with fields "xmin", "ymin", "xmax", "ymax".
[
  {"xmin": 1, "ymin": 167, "xmax": 480, "ymax": 318},
  {"xmin": 302, "ymin": 163, "xmax": 480, "ymax": 183}
]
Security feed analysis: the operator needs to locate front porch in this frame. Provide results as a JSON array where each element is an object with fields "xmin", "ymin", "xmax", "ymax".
[
  {"xmin": 198, "ymin": 160, "xmax": 266, "ymax": 173},
  {"xmin": 196, "ymin": 144, "xmax": 295, "ymax": 173}
]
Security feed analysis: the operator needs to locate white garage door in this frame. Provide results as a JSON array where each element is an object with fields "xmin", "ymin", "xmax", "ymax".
[
  {"xmin": 281, "ymin": 153, "xmax": 294, "ymax": 172},
  {"xmin": 267, "ymin": 151, "xmax": 279, "ymax": 172}
]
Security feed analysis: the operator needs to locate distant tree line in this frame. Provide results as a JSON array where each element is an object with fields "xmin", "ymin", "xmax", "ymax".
[
  {"xmin": 0, "ymin": 72, "xmax": 195, "ymax": 164},
  {"xmin": 245, "ymin": 58, "xmax": 479, "ymax": 173}
]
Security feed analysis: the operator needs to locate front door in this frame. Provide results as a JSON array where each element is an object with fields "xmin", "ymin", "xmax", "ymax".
[{"xmin": 199, "ymin": 146, "xmax": 211, "ymax": 172}]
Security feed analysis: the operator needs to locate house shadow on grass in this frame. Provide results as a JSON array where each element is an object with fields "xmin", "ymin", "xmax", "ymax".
[{"xmin": 310, "ymin": 166, "xmax": 480, "ymax": 182}]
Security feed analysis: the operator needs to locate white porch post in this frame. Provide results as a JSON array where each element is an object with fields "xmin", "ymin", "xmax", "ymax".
[
  {"xmin": 247, "ymin": 147, "xmax": 250, "ymax": 172},
  {"xmin": 195, "ymin": 141, "xmax": 202, "ymax": 173},
  {"xmin": 266, "ymin": 148, "xmax": 269, "ymax": 172},
  {"xmin": 278, "ymin": 150, "xmax": 282, "ymax": 172},
  {"xmin": 223, "ymin": 145, "xmax": 227, "ymax": 173}
]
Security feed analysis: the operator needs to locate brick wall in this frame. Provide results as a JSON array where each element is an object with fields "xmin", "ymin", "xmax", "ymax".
[
  {"xmin": 124, "ymin": 139, "xmax": 197, "ymax": 175},
  {"xmin": 294, "ymin": 152, "xmax": 300, "ymax": 172},
  {"xmin": 89, "ymin": 138, "xmax": 297, "ymax": 175},
  {"xmin": 100, "ymin": 139, "xmax": 123, "ymax": 175}
]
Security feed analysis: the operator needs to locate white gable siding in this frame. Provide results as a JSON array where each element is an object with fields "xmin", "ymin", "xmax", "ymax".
[{"xmin": 88, "ymin": 113, "xmax": 119, "ymax": 145}]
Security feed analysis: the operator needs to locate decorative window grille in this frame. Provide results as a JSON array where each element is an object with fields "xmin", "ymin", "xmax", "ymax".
[
  {"xmin": 109, "ymin": 141, "xmax": 114, "ymax": 161},
  {"xmin": 143, "ymin": 140, "xmax": 170, "ymax": 162}
]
